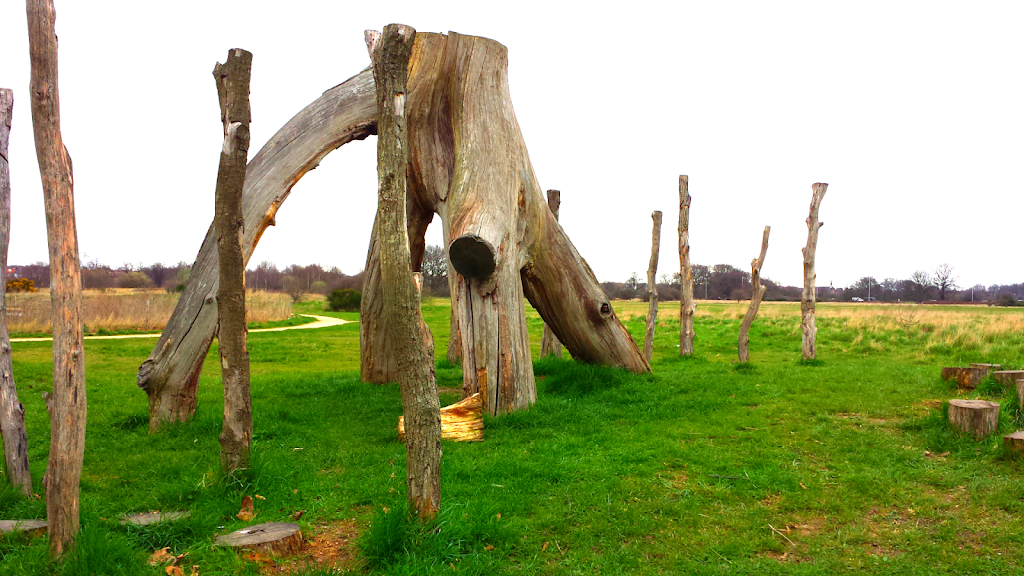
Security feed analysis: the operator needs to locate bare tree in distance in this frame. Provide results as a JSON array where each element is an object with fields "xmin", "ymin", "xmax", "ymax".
[
  {"xmin": 933, "ymin": 264, "xmax": 958, "ymax": 301},
  {"xmin": 909, "ymin": 270, "xmax": 932, "ymax": 302},
  {"xmin": 282, "ymin": 275, "xmax": 305, "ymax": 303}
]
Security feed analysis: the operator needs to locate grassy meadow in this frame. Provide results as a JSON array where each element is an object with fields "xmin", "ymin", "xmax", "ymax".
[{"xmin": 0, "ymin": 298, "xmax": 1023, "ymax": 574}]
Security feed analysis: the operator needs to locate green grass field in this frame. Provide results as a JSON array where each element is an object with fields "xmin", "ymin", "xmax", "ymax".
[{"xmin": 1, "ymin": 298, "xmax": 1023, "ymax": 575}]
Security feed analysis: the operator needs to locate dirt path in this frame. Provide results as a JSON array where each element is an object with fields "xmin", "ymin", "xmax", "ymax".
[{"xmin": 10, "ymin": 314, "xmax": 353, "ymax": 344}]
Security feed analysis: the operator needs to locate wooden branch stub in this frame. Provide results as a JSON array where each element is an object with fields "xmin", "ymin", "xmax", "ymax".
[
  {"xmin": 737, "ymin": 226, "xmax": 770, "ymax": 363},
  {"xmin": 801, "ymin": 183, "xmax": 827, "ymax": 361},
  {"xmin": 399, "ymin": 393, "xmax": 483, "ymax": 442},
  {"xmin": 992, "ymin": 370, "xmax": 1024, "ymax": 387},
  {"xmin": 941, "ymin": 366, "xmax": 987, "ymax": 390},
  {"xmin": 948, "ymin": 399, "xmax": 999, "ymax": 439},
  {"xmin": 678, "ymin": 175, "xmax": 694, "ymax": 356},
  {"xmin": 120, "ymin": 511, "xmax": 191, "ymax": 526},
  {"xmin": 644, "ymin": 211, "xmax": 663, "ymax": 363},
  {"xmin": 215, "ymin": 522, "xmax": 303, "ymax": 556},
  {"xmin": 364, "ymin": 29, "xmax": 381, "ymax": 60},
  {"xmin": 1005, "ymin": 430, "xmax": 1024, "ymax": 456},
  {"xmin": 0, "ymin": 520, "xmax": 46, "ymax": 535}
]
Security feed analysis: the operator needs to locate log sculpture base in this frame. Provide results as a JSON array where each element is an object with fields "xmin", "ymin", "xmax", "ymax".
[
  {"xmin": 941, "ymin": 367, "xmax": 988, "ymax": 390},
  {"xmin": 948, "ymin": 399, "xmax": 999, "ymax": 439},
  {"xmin": 399, "ymin": 393, "xmax": 482, "ymax": 442},
  {"xmin": 120, "ymin": 511, "xmax": 190, "ymax": 526},
  {"xmin": 1004, "ymin": 430, "xmax": 1024, "ymax": 455},
  {"xmin": 216, "ymin": 522, "xmax": 303, "ymax": 556},
  {"xmin": 992, "ymin": 370, "xmax": 1024, "ymax": 387},
  {"xmin": 0, "ymin": 520, "xmax": 46, "ymax": 535}
]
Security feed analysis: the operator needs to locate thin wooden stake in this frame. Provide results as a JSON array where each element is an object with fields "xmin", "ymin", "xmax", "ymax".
[
  {"xmin": 644, "ymin": 211, "xmax": 663, "ymax": 363},
  {"xmin": 678, "ymin": 176, "xmax": 694, "ymax": 356},
  {"xmin": 737, "ymin": 226, "xmax": 770, "ymax": 363},
  {"xmin": 801, "ymin": 183, "xmax": 827, "ymax": 361},
  {"xmin": 540, "ymin": 190, "xmax": 563, "ymax": 359}
]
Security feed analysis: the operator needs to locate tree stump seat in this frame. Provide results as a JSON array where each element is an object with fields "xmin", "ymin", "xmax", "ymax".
[
  {"xmin": 969, "ymin": 363, "xmax": 1001, "ymax": 371},
  {"xmin": 1017, "ymin": 380, "xmax": 1024, "ymax": 411},
  {"xmin": 948, "ymin": 399, "xmax": 1000, "ymax": 439},
  {"xmin": 0, "ymin": 520, "xmax": 46, "ymax": 535},
  {"xmin": 1004, "ymin": 431, "xmax": 1024, "ymax": 455},
  {"xmin": 215, "ymin": 522, "xmax": 303, "ymax": 556},
  {"xmin": 992, "ymin": 370, "xmax": 1024, "ymax": 387},
  {"xmin": 941, "ymin": 367, "xmax": 988, "ymax": 389},
  {"xmin": 120, "ymin": 511, "xmax": 190, "ymax": 526}
]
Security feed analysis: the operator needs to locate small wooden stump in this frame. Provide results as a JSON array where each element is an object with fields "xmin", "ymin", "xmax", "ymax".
[
  {"xmin": 215, "ymin": 522, "xmax": 303, "ymax": 556},
  {"xmin": 948, "ymin": 399, "xmax": 1000, "ymax": 439},
  {"xmin": 1017, "ymin": 380, "xmax": 1024, "ymax": 412},
  {"xmin": 1004, "ymin": 431, "xmax": 1024, "ymax": 456},
  {"xmin": 941, "ymin": 367, "xmax": 988, "ymax": 389},
  {"xmin": 399, "ymin": 393, "xmax": 483, "ymax": 442},
  {"xmin": 992, "ymin": 370, "xmax": 1024, "ymax": 387},
  {"xmin": 0, "ymin": 520, "xmax": 46, "ymax": 535},
  {"xmin": 969, "ymin": 363, "xmax": 1001, "ymax": 372},
  {"xmin": 120, "ymin": 510, "xmax": 190, "ymax": 526}
]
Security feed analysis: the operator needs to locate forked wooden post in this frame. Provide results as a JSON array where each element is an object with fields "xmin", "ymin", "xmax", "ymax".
[
  {"xmin": 0, "ymin": 89, "xmax": 31, "ymax": 495},
  {"xmin": 373, "ymin": 23, "xmax": 442, "ymax": 519},
  {"xmin": 678, "ymin": 176, "xmax": 695, "ymax": 356},
  {"xmin": 540, "ymin": 190, "xmax": 563, "ymax": 359},
  {"xmin": 737, "ymin": 226, "xmax": 770, "ymax": 363},
  {"xmin": 213, "ymin": 48, "xmax": 254, "ymax": 473},
  {"xmin": 27, "ymin": 0, "xmax": 86, "ymax": 557},
  {"xmin": 801, "ymin": 183, "xmax": 827, "ymax": 361},
  {"xmin": 644, "ymin": 211, "xmax": 663, "ymax": 362}
]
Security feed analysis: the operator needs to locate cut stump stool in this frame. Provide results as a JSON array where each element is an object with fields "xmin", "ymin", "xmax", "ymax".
[
  {"xmin": 948, "ymin": 399, "xmax": 1000, "ymax": 439},
  {"xmin": 215, "ymin": 522, "xmax": 303, "ymax": 556},
  {"xmin": 1017, "ymin": 380, "xmax": 1024, "ymax": 411},
  {"xmin": 992, "ymin": 370, "xmax": 1024, "ymax": 387},
  {"xmin": 120, "ymin": 511, "xmax": 190, "ymax": 526},
  {"xmin": 399, "ymin": 393, "xmax": 483, "ymax": 442},
  {"xmin": 969, "ymin": 363, "xmax": 1001, "ymax": 372},
  {"xmin": 1004, "ymin": 431, "xmax": 1024, "ymax": 456},
  {"xmin": 0, "ymin": 520, "xmax": 46, "ymax": 535},
  {"xmin": 941, "ymin": 367, "xmax": 988, "ymax": 389}
]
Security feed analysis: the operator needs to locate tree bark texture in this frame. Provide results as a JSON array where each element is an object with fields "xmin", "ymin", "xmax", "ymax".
[
  {"xmin": 940, "ymin": 366, "xmax": 987, "ymax": 390},
  {"xmin": 737, "ymin": 226, "xmax": 770, "ymax": 363},
  {"xmin": 643, "ymin": 211, "xmax": 662, "ymax": 363},
  {"xmin": 801, "ymin": 183, "xmax": 827, "ymax": 361},
  {"xmin": 0, "ymin": 89, "xmax": 31, "ymax": 495},
  {"xmin": 678, "ymin": 176, "xmax": 694, "ymax": 356},
  {"xmin": 27, "ymin": 0, "xmax": 86, "ymax": 557},
  {"xmin": 373, "ymin": 24, "xmax": 442, "ymax": 519},
  {"xmin": 213, "ymin": 49, "xmax": 253, "ymax": 473},
  {"xmin": 539, "ymin": 190, "xmax": 563, "ymax": 359},
  {"xmin": 947, "ymin": 399, "xmax": 999, "ymax": 439}
]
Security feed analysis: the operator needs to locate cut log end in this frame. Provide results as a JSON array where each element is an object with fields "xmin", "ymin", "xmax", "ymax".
[
  {"xmin": 400, "ymin": 393, "xmax": 483, "ymax": 442},
  {"xmin": 448, "ymin": 235, "xmax": 496, "ymax": 279},
  {"xmin": 1004, "ymin": 430, "xmax": 1024, "ymax": 456},
  {"xmin": 0, "ymin": 520, "xmax": 46, "ymax": 535},
  {"xmin": 992, "ymin": 370, "xmax": 1024, "ymax": 387},
  {"xmin": 215, "ymin": 522, "xmax": 303, "ymax": 557},
  {"xmin": 948, "ymin": 399, "xmax": 1000, "ymax": 439}
]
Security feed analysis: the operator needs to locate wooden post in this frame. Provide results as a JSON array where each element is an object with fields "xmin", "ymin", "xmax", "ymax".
[
  {"xmin": 644, "ymin": 211, "xmax": 663, "ymax": 363},
  {"xmin": 678, "ymin": 176, "xmax": 694, "ymax": 356},
  {"xmin": 213, "ymin": 49, "xmax": 254, "ymax": 473},
  {"xmin": 27, "ymin": 0, "xmax": 86, "ymax": 557},
  {"xmin": 737, "ymin": 226, "xmax": 770, "ymax": 363},
  {"xmin": 801, "ymin": 183, "xmax": 827, "ymax": 361},
  {"xmin": 372, "ymin": 23, "xmax": 442, "ymax": 519},
  {"xmin": 540, "ymin": 190, "xmax": 563, "ymax": 359},
  {"xmin": 0, "ymin": 89, "xmax": 31, "ymax": 496}
]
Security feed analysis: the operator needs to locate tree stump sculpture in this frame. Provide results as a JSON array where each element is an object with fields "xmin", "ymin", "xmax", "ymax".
[
  {"xmin": 737, "ymin": 227, "xmax": 770, "ymax": 363},
  {"xmin": 801, "ymin": 183, "xmax": 827, "ymax": 361},
  {"xmin": 678, "ymin": 176, "xmax": 694, "ymax": 356},
  {"xmin": 138, "ymin": 28, "xmax": 649, "ymax": 427},
  {"xmin": 947, "ymin": 399, "xmax": 999, "ymax": 439},
  {"xmin": 540, "ymin": 190, "xmax": 564, "ymax": 359},
  {"xmin": 644, "ymin": 211, "xmax": 662, "ymax": 363}
]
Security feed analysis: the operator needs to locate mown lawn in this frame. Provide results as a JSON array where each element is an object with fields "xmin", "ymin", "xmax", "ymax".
[{"xmin": 1, "ymin": 298, "xmax": 1023, "ymax": 575}]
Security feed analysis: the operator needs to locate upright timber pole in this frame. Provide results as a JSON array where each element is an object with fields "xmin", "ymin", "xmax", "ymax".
[
  {"xmin": 27, "ymin": 0, "xmax": 86, "ymax": 557},
  {"xmin": 644, "ymin": 211, "xmax": 663, "ymax": 363},
  {"xmin": 737, "ymin": 226, "xmax": 770, "ymax": 363},
  {"xmin": 0, "ymin": 89, "xmax": 32, "ymax": 495},
  {"xmin": 540, "ymin": 189, "xmax": 563, "ymax": 359},
  {"xmin": 213, "ymin": 49, "xmax": 254, "ymax": 473},
  {"xmin": 678, "ymin": 176, "xmax": 694, "ymax": 356},
  {"xmin": 372, "ymin": 23, "xmax": 442, "ymax": 519},
  {"xmin": 801, "ymin": 183, "xmax": 827, "ymax": 361}
]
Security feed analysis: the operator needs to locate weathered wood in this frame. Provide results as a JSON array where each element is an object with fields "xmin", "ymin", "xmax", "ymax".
[
  {"xmin": 737, "ymin": 226, "xmax": 770, "ymax": 363},
  {"xmin": 373, "ymin": 24, "xmax": 442, "ymax": 520},
  {"xmin": 969, "ymin": 363, "xmax": 1000, "ymax": 372},
  {"xmin": 644, "ymin": 211, "xmax": 662, "ymax": 363},
  {"xmin": 0, "ymin": 520, "xmax": 46, "ymax": 535},
  {"xmin": 27, "ymin": 0, "xmax": 86, "ymax": 557},
  {"xmin": 120, "ymin": 511, "xmax": 190, "ymax": 526},
  {"xmin": 400, "ymin": 392, "xmax": 482, "ymax": 442},
  {"xmin": 1005, "ymin": 430, "xmax": 1024, "ymax": 456},
  {"xmin": 213, "ymin": 49, "xmax": 254, "ymax": 473},
  {"xmin": 1017, "ymin": 380, "xmax": 1024, "ymax": 412},
  {"xmin": 137, "ymin": 68, "xmax": 377, "ymax": 430},
  {"xmin": 947, "ymin": 399, "xmax": 999, "ymax": 439},
  {"xmin": 678, "ymin": 176, "xmax": 694, "ymax": 356},
  {"xmin": 992, "ymin": 370, "xmax": 1024, "ymax": 387},
  {"xmin": 801, "ymin": 183, "xmax": 827, "ymax": 361},
  {"xmin": 215, "ymin": 522, "xmax": 303, "ymax": 556},
  {"xmin": 540, "ymin": 190, "xmax": 563, "ymax": 359},
  {"xmin": 0, "ymin": 89, "xmax": 31, "ymax": 495},
  {"xmin": 941, "ymin": 366, "xmax": 987, "ymax": 390}
]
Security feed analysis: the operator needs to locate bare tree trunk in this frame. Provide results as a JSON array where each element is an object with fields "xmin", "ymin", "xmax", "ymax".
[
  {"xmin": 737, "ymin": 226, "xmax": 770, "ymax": 363},
  {"xmin": 539, "ymin": 190, "xmax": 563, "ymax": 359},
  {"xmin": 372, "ymin": 24, "xmax": 441, "ymax": 519},
  {"xmin": 213, "ymin": 49, "xmax": 253, "ymax": 473},
  {"xmin": 678, "ymin": 176, "xmax": 695, "ymax": 356},
  {"xmin": 801, "ymin": 183, "xmax": 827, "ymax": 362},
  {"xmin": 0, "ymin": 89, "xmax": 31, "ymax": 496},
  {"xmin": 643, "ymin": 211, "xmax": 662, "ymax": 363},
  {"xmin": 27, "ymin": 0, "xmax": 86, "ymax": 557}
]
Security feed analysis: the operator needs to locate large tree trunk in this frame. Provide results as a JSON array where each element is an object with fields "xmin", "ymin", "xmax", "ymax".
[
  {"xmin": 27, "ymin": 0, "xmax": 86, "ymax": 557},
  {"xmin": 539, "ymin": 190, "xmax": 563, "ymax": 359},
  {"xmin": 213, "ymin": 49, "xmax": 253, "ymax": 473},
  {"xmin": 801, "ymin": 183, "xmax": 827, "ymax": 362},
  {"xmin": 678, "ymin": 176, "xmax": 695, "ymax": 356},
  {"xmin": 372, "ymin": 24, "xmax": 442, "ymax": 519},
  {"xmin": 138, "ymin": 68, "xmax": 377, "ymax": 431},
  {"xmin": 0, "ymin": 89, "xmax": 31, "ymax": 496},
  {"xmin": 643, "ymin": 211, "xmax": 662, "ymax": 363},
  {"xmin": 737, "ymin": 226, "xmax": 770, "ymax": 363}
]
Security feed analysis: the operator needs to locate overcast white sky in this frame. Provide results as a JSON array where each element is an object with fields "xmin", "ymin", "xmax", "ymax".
[{"xmin": 1, "ymin": 1, "xmax": 1021, "ymax": 288}]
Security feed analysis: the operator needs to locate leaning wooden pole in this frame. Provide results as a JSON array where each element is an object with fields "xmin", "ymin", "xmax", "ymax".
[
  {"xmin": 372, "ymin": 23, "xmax": 442, "ymax": 519},
  {"xmin": 539, "ymin": 190, "xmax": 563, "ymax": 359},
  {"xmin": 0, "ymin": 89, "xmax": 31, "ymax": 495},
  {"xmin": 643, "ymin": 211, "xmax": 663, "ymax": 362},
  {"xmin": 678, "ymin": 176, "xmax": 694, "ymax": 356},
  {"xmin": 737, "ymin": 226, "xmax": 770, "ymax": 363},
  {"xmin": 213, "ymin": 49, "xmax": 254, "ymax": 473},
  {"xmin": 27, "ymin": 0, "xmax": 86, "ymax": 557},
  {"xmin": 801, "ymin": 183, "xmax": 827, "ymax": 362}
]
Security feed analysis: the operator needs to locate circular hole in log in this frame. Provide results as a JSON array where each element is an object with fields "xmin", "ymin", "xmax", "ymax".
[{"xmin": 449, "ymin": 236, "xmax": 496, "ymax": 279}]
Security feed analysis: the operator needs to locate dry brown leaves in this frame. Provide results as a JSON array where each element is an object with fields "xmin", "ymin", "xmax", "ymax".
[
  {"xmin": 255, "ymin": 520, "xmax": 359, "ymax": 575},
  {"xmin": 236, "ymin": 496, "xmax": 256, "ymax": 521},
  {"xmin": 148, "ymin": 547, "xmax": 198, "ymax": 576}
]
